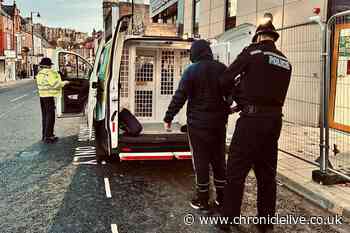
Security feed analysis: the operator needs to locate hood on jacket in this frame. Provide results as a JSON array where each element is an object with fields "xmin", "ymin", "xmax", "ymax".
[{"xmin": 190, "ymin": 39, "xmax": 214, "ymax": 63}]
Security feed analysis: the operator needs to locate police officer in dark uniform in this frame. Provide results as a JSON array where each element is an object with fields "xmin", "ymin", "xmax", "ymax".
[
  {"xmin": 219, "ymin": 21, "xmax": 292, "ymax": 232},
  {"xmin": 164, "ymin": 40, "xmax": 228, "ymax": 212}
]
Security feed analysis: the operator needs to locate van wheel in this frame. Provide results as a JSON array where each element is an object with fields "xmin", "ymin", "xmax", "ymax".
[
  {"xmin": 98, "ymin": 153, "xmax": 120, "ymax": 164},
  {"xmin": 109, "ymin": 152, "xmax": 121, "ymax": 163}
]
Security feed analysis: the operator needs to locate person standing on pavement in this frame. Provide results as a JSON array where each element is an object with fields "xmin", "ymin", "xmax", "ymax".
[
  {"xmin": 36, "ymin": 57, "xmax": 70, "ymax": 144},
  {"xmin": 218, "ymin": 21, "xmax": 292, "ymax": 233},
  {"xmin": 164, "ymin": 40, "xmax": 228, "ymax": 212}
]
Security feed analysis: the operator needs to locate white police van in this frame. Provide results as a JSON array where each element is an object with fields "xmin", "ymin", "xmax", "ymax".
[{"xmin": 55, "ymin": 15, "xmax": 193, "ymax": 162}]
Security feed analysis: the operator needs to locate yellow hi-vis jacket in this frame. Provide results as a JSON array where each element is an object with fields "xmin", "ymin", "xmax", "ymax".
[{"xmin": 36, "ymin": 68, "xmax": 65, "ymax": 97}]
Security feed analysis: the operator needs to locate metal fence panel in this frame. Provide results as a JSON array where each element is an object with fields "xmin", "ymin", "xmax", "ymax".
[
  {"xmin": 277, "ymin": 23, "xmax": 323, "ymax": 164},
  {"xmin": 212, "ymin": 18, "xmax": 350, "ymax": 180},
  {"xmin": 325, "ymin": 12, "xmax": 350, "ymax": 179}
]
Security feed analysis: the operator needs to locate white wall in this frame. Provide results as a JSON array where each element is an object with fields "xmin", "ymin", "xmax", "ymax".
[
  {"xmin": 234, "ymin": 0, "xmax": 327, "ymax": 127},
  {"xmin": 236, "ymin": 0, "xmax": 328, "ymax": 28}
]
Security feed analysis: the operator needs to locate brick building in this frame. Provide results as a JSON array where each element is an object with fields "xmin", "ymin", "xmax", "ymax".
[{"xmin": 0, "ymin": 1, "xmax": 17, "ymax": 82}]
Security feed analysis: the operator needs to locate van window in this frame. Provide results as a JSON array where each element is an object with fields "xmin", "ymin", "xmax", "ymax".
[
  {"xmin": 95, "ymin": 45, "xmax": 111, "ymax": 121},
  {"xmin": 58, "ymin": 53, "xmax": 91, "ymax": 80},
  {"xmin": 97, "ymin": 46, "xmax": 110, "ymax": 81}
]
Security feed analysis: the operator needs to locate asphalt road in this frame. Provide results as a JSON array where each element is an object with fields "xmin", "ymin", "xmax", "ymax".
[{"xmin": 1, "ymin": 80, "xmax": 349, "ymax": 233}]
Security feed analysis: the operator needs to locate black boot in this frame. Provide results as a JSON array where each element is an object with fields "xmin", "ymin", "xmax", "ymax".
[
  {"xmin": 214, "ymin": 189, "xmax": 224, "ymax": 210},
  {"xmin": 189, "ymin": 191, "xmax": 210, "ymax": 214}
]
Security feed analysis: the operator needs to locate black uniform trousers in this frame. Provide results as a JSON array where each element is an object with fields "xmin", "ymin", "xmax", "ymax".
[
  {"xmin": 223, "ymin": 116, "xmax": 282, "ymax": 220},
  {"xmin": 188, "ymin": 126, "xmax": 227, "ymax": 197},
  {"xmin": 40, "ymin": 97, "xmax": 56, "ymax": 139}
]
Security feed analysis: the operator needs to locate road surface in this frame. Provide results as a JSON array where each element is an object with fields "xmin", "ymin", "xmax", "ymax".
[{"xmin": 0, "ymin": 80, "xmax": 349, "ymax": 233}]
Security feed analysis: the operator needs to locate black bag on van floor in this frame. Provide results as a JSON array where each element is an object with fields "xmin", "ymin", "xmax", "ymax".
[{"xmin": 119, "ymin": 108, "xmax": 143, "ymax": 137}]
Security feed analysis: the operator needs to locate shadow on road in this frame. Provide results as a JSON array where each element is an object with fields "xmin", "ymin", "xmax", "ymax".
[{"xmin": 47, "ymin": 155, "xmax": 224, "ymax": 233}]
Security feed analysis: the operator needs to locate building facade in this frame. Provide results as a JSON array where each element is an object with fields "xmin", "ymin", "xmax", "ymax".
[
  {"xmin": 150, "ymin": 0, "xmax": 237, "ymax": 38},
  {"xmin": 103, "ymin": 0, "xmax": 151, "ymax": 41},
  {"xmin": 148, "ymin": 0, "xmax": 350, "ymax": 39},
  {"xmin": 0, "ymin": 4, "xmax": 16, "ymax": 82}
]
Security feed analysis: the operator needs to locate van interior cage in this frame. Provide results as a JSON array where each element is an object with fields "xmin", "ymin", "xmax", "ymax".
[
  {"xmin": 161, "ymin": 50, "xmax": 175, "ymax": 95},
  {"xmin": 276, "ymin": 13, "xmax": 350, "ymax": 184},
  {"xmin": 135, "ymin": 55, "xmax": 155, "ymax": 118},
  {"xmin": 130, "ymin": 48, "xmax": 190, "ymax": 121}
]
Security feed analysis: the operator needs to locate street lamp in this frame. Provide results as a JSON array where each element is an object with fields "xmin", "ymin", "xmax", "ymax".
[{"xmin": 30, "ymin": 11, "xmax": 40, "ymax": 76}]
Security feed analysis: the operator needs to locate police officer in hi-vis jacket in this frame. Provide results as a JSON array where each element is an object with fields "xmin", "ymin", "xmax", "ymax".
[{"xmin": 36, "ymin": 57, "xmax": 70, "ymax": 144}]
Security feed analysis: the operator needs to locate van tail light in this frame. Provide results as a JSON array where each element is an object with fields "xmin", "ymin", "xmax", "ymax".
[{"xmin": 121, "ymin": 147, "xmax": 132, "ymax": 152}]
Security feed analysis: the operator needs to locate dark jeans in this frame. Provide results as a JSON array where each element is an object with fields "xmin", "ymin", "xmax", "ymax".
[
  {"xmin": 40, "ymin": 97, "xmax": 56, "ymax": 139},
  {"xmin": 188, "ymin": 126, "xmax": 226, "ymax": 195},
  {"xmin": 223, "ymin": 116, "xmax": 282, "ymax": 220}
]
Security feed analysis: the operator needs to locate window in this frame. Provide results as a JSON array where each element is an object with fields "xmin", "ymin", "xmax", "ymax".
[
  {"xmin": 58, "ymin": 53, "xmax": 91, "ymax": 80},
  {"xmin": 177, "ymin": 0, "xmax": 185, "ymax": 35},
  {"xmin": 6, "ymin": 34, "xmax": 11, "ymax": 50},
  {"xmin": 193, "ymin": 0, "xmax": 200, "ymax": 36},
  {"xmin": 78, "ymin": 57, "xmax": 92, "ymax": 79},
  {"xmin": 225, "ymin": 0, "xmax": 237, "ymax": 31},
  {"xmin": 59, "ymin": 53, "xmax": 78, "ymax": 79}
]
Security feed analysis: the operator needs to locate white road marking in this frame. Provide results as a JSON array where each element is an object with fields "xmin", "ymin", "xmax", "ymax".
[
  {"xmin": 0, "ymin": 101, "xmax": 27, "ymax": 119},
  {"xmin": 10, "ymin": 94, "xmax": 28, "ymax": 103},
  {"xmin": 73, "ymin": 155, "xmax": 96, "ymax": 162},
  {"xmin": 104, "ymin": 178, "xmax": 112, "ymax": 198},
  {"xmin": 111, "ymin": 224, "xmax": 119, "ymax": 233},
  {"xmin": 78, "ymin": 127, "xmax": 95, "ymax": 141},
  {"xmin": 73, "ymin": 127, "xmax": 97, "ymax": 166},
  {"xmin": 73, "ymin": 159, "xmax": 97, "ymax": 165}
]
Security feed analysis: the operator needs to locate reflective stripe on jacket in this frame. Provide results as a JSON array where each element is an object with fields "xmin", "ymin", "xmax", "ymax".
[{"xmin": 36, "ymin": 68, "xmax": 64, "ymax": 97}]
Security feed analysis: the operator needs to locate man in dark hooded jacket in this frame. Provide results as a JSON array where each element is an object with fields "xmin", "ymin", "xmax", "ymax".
[{"xmin": 164, "ymin": 40, "xmax": 228, "ymax": 212}]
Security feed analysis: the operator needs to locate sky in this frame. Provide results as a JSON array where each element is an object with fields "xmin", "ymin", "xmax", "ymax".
[{"xmin": 4, "ymin": 0, "xmax": 104, "ymax": 34}]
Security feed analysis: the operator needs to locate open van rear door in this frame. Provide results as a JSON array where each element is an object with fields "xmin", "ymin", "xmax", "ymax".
[
  {"xmin": 55, "ymin": 51, "xmax": 93, "ymax": 118},
  {"xmin": 87, "ymin": 39, "xmax": 106, "ymax": 140}
]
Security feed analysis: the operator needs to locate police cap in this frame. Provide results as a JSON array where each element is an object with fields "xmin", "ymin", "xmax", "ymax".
[
  {"xmin": 252, "ymin": 20, "xmax": 280, "ymax": 43},
  {"xmin": 39, "ymin": 57, "xmax": 54, "ymax": 66}
]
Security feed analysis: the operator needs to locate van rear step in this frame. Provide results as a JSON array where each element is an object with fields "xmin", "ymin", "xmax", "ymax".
[
  {"xmin": 119, "ymin": 132, "xmax": 187, "ymax": 144},
  {"xmin": 119, "ymin": 152, "xmax": 192, "ymax": 161},
  {"xmin": 119, "ymin": 132, "xmax": 189, "ymax": 152}
]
